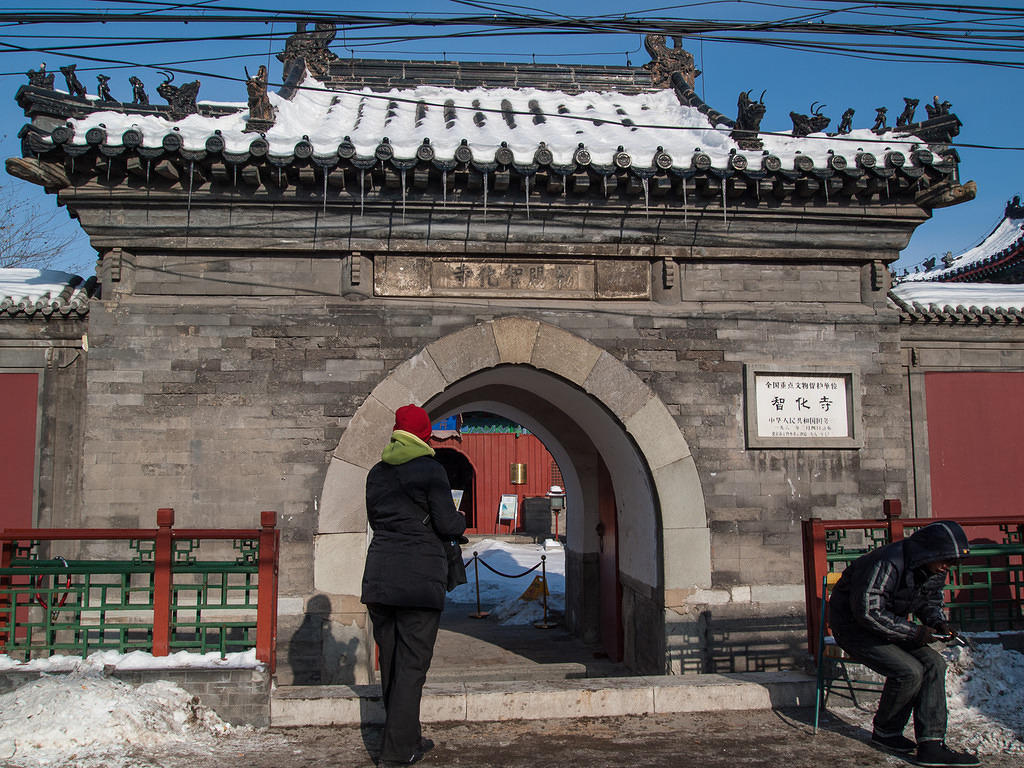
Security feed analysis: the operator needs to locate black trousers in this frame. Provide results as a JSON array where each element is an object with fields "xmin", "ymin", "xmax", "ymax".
[
  {"xmin": 832, "ymin": 623, "xmax": 948, "ymax": 742},
  {"xmin": 367, "ymin": 604, "xmax": 442, "ymax": 763}
]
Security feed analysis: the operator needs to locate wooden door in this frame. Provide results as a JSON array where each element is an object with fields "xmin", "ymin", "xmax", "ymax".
[
  {"xmin": 597, "ymin": 460, "xmax": 623, "ymax": 661},
  {"xmin": 0, "ymin": 373, "xmax": 38, "ymax": 529}
]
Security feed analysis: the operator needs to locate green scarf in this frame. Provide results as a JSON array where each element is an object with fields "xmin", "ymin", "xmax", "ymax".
[{"xmin": 381, "ymin": 429, "xmax": 435, "ymax": 465}]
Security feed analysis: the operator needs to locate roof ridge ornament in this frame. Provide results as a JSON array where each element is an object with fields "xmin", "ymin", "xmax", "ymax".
[
  {"xmin": 643, "ymin": 34, "xmax": 701, "ymax": 89},
  {"xmin": 732, "ymin": 90, "xmax": 766, "ymax": 150},
  {"xmin": 156, "ymin": 71, "xmax": 200, "ymax": 120},
  {"xmin": 244, "ymin": 64, "xmax": 276, "ymax": 134},
  {"xmin": 278, "ymin": 22, "xmax": 340, "ymax": 97}
]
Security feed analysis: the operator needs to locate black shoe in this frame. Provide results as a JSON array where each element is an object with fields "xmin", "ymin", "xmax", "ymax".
[
  {"xmin": 916, "ymin": 741, "xmax": 981, "ymax": 767},
  {"xmin": 379, "ymin": 741, "xmax": 433, "ymax": 767},
  {"xmin": 872, "ymin": 731, "xmax": 916, "ymax": 754}
]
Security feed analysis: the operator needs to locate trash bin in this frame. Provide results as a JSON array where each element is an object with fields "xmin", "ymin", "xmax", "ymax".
[{"xmin": 521, "ymin": 496, "xmax": 552, "ymax": 542}]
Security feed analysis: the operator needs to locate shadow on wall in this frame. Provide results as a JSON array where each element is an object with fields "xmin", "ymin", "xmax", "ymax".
[
  {"xmin": 288, "ymin": 594, "xmax": 361, "ymax": 685},
  {"xmin": 666, "ymin": 610, "xmax": 808, "ymax": 674}
]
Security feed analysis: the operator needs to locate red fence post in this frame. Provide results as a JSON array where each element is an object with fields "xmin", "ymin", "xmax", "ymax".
[
  {"xmin": 884, "ymin": 498, "xmax": 905, "ymax": 541},
  {"xmin": 0, "ymin": 536, "xmax": 11, "ymax": 648},
  {"xmin": 801, "ymin": 517, "xmax": 827, "ymax": 657},
  {"xmin": 256, "ymin": 510, "xmax": 278, "ymax": 673},
  {"xmin": 152, "ymin": 508, "xmax": 174, "ymax": 657}
]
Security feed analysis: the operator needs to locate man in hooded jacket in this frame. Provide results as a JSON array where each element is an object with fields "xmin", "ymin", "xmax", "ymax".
[
  {"xmin": 828, "ymin": 520, "xmax": 979, "ymax": 767},
  {"xmin": 361, "ymin": 404, "xmax": 467, "ymax": 767}
]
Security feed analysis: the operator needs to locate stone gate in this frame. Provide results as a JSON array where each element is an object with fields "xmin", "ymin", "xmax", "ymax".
[{"xmin": 6, "ymin": 27, "xmax": 982, "ymax": 681}]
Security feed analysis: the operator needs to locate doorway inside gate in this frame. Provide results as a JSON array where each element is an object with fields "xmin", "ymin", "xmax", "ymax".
[{"xmin": 420, "ymin": 363, "xmax": 657, "ymax": 674}]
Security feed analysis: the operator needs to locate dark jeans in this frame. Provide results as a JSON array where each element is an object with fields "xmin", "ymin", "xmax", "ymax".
[
  {"xmin": 831, "ymin": 622, "xmax": 947, "ymax": 742},
  {"xmin": 367, "ymin": 604, "xmax": 442, "ymax": 762}
]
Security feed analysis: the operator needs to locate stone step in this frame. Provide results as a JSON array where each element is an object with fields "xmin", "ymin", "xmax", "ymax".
[
  {"xmin": 427, "ymin": 661, "xmax": 590, "ymax": 683},
  {"xmin": 270, "ymin": 671, "xmax": 816, "ymax": 727}
]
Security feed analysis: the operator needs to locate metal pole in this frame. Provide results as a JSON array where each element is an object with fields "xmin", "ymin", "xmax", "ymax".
[
  {"xmin": 534, "ymin": 554, "xmax": 556, "ymax": 629},
  {"xmin": 469, "ymin": 552, "xmax": 489, "ymax": 619}
]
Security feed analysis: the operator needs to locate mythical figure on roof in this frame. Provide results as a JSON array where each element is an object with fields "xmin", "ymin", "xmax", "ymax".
[
  {"xmin": 129, "ymin": 76, "xmax": 149, "ymax": 105},
  {"xmin": 96, "ymin": 74, "xmax": 113, "ymax": 103},
  {"xmin": 731, "ymin": 90, "xmax": 766, "ymax": 150},
  {"xmin": 156, "ymin": 71, "xmax": 200, "ymax": 119},
  {"xmin": 244, "ymin": 65, "xmax": 276, "ymax": 133},
  {"xmin": 790, "ymin": 103, "xmax": 829, "ymax": 137},
  {"xmin": 279, "ymin": 21, "xmax": 340, "ymax": 85},
  {"xmin": 925, "ymin": 96, "xmax": 952, "ymax": 119},
  {"xmin": 643, "ymin": 34, "xmax": 701, "ymax": 89},
  {"xmin": 872, "ymin": 106, "xmax": 888, "ymax": 133},
  {"xmin": 27, "ymin": 63, "xmax": 54, "ymax": 89},
  {"xmin": 60, "ymin": 64, "xmax": 87, "ymax": 98},
  {"xmin": 896, "ymin": 97, "xmax": 918, "ymax": 127},
  {"xmin": 836, "ymin": 108, "xmax": 854, "ymax": 135}
]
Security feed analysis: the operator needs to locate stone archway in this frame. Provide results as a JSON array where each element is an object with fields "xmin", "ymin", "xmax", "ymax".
[{"xmin": 315, "ymin": 316, "xmax": 709, "ymax": 680}]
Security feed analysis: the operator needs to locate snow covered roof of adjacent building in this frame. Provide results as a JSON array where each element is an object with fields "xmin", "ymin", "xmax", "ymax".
[
  {"xmin": 0, "ymin": 268, "xmax": 94, "ymax": 317},
  {"xmin": 898, "ymin": 197, "xmax": 1024, "ymax": 284},
  {"xmin": 889, "ymin": 282, "xmax": 1024, "ymax": 323}
]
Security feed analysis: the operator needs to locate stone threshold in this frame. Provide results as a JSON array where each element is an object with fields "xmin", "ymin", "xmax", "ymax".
[{"xmin": 270, "ymin": 670, "xmax": 816, "ymax": 727}]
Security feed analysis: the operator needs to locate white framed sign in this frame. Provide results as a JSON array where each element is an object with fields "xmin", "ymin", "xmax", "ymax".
[
  {"xmin": 745, "ymin": 365, "xmax": 862, "ymax": 449},
  {"xmin": 498, "ymin": 494, "xmax": 518, "ymax": 524}
]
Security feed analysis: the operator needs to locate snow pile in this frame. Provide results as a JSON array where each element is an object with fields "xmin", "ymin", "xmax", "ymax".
[
  {"xmin": 945, "ymin": 641, "xmax": 1024, "ymax": 755},
  {"xmin": 448, "ymin": 538, "xmax": 565, "ymax": 625},
  {"xmin": 0, "ymin": 673, "xmax": 231, "ymax": 767},
  {"xmin": 833, "ymin": 639, "xmax": 1024, "ymax": 756},
  {"xmin": 0, "ymin": 648, "xmax": 262, "ymax": 673}
]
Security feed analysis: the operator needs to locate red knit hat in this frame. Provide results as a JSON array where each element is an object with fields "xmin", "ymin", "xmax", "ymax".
[{"xmin": 394, "ymin": 404, "xmax": 432, "ymax": 442}]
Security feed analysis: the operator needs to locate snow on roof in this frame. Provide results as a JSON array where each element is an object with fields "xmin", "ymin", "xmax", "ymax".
[
  {"xmin": 900, "ymin": 207, "xmax": 1024, "ymax": 283},
  {"xmin": 890, "ymin": 281, "xmax": 1024, "ymax": 313},
  {"xmin": 0, "ymin": 267, "xmax": 91, "ymax": 316},
  {"xmin": 61, "ymin": 77, "xmax": 923, "ymax": 170}
]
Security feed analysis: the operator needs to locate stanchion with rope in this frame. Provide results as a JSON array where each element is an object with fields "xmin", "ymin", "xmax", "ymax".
[
  {"xmin": 467, "ymin": 551, "xmax": 489, "ymax": 619},
  {"xmin": 533, "ymin": 554, "xmax": 557, "ymax": 629},
  {"xmin": 466, "ymin": 551, "xmax": 554, "ymax": 626},
  {"xmin": 34, "ymin": 556, "xmax": 71, "ymax": 621}
]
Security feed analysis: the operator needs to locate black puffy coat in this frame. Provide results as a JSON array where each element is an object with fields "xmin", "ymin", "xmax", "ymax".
[
  {"xmin": 360, "ymin": 453, "xmax": 466, "ymax": 610},
  {"xmin": 829, "ymin": 520, "xmax": 970, "ymax": 645}
]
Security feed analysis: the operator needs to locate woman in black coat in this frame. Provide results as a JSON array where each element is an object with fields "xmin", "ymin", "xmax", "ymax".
[{"xmin": 361, "ymin": 404, "xmax": 466, "ymax": 767}]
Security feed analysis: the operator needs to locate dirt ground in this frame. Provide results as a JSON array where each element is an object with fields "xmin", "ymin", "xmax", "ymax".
[{"xmin": 88, "ymin": 708, "xmax": 1019, "ymax": 768}]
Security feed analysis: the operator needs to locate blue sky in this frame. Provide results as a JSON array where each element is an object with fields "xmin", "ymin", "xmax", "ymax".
[{"xmin": 2, "ymin": 1, "xmax": 1022, "ymax": 275}]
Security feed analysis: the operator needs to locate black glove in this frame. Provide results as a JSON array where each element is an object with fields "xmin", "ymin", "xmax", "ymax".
[{"xmin": 917, "ymin": 625, "xmax": 937, "ymax": 645}]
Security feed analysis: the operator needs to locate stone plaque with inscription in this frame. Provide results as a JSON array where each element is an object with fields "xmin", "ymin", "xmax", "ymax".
[
  {"xmin": 744, "ymin": 365, "xmax": 863, "ymax": 448},
  {"xmin": 374, "ymin": 256, "xmax": 649, "ymax": 299}
]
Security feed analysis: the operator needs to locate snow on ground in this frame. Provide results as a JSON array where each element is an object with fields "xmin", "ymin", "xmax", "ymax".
[
  {"xmin": 447, "ymin": 538, "xmax": 565, "ymax": 624},
  {"xmin": 0, "ymin": 672, "xmax": 237, "ymax": 768},
  {"xmin": 831, "ymin": 638, "xmax": 1024, "ymax": 756}
]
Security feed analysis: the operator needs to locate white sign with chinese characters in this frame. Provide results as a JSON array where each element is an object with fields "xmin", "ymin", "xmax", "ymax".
[{"xmin": 754, "ymin": 373, "xmax": 850, "ymax": 439}]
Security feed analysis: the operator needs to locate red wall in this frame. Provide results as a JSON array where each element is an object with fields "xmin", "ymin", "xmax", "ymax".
[
  {"xmin": 434, "ymin": 432, "xmax": 559, "ymax": 534},
  {"xmin": 0, "ymin": 373, "xmax": 38, "ymax": 530},
  {"xmin": 925, "ymin": 372, "xmax": 1024, "ymax": 525}
]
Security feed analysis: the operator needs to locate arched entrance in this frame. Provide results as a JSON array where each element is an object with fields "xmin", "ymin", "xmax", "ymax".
[
  {"xmin": 316, "ymin": 317, "xmax": 709, "ymax": 679},
  {"xmin": 433, "ymin": 447, "xmax": 477, "ymax": 529}
]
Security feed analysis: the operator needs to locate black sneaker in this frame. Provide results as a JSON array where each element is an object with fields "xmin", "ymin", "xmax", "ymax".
[
  {"xmin": 872, "ymin": 731, "xmax": 916, "ymax": 753},
  {"xmin": 916, "ymin": 741, "xmax": 981, "ymax": 767}
]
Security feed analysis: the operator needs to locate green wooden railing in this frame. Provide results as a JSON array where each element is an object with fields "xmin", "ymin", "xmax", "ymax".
[
  {"xmin": 0, "ymin": 509, "xmax": 278, "ymax": 669},
  {"xmin": 802, "ymin": 502, "xmax": 1024, "ymax": 656}
]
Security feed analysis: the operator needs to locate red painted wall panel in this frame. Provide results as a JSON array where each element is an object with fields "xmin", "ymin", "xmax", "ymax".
[
  {"xmin": 925, "ymin": 372, "xmax": 1024, "ymax": 523},
  {"xmin": 0, "ymin": 373, "xmax": 38, "ymax": 529},
  {"xmin": 433, "ymin": 433, "xmax": 559, "ymax": 534}
]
